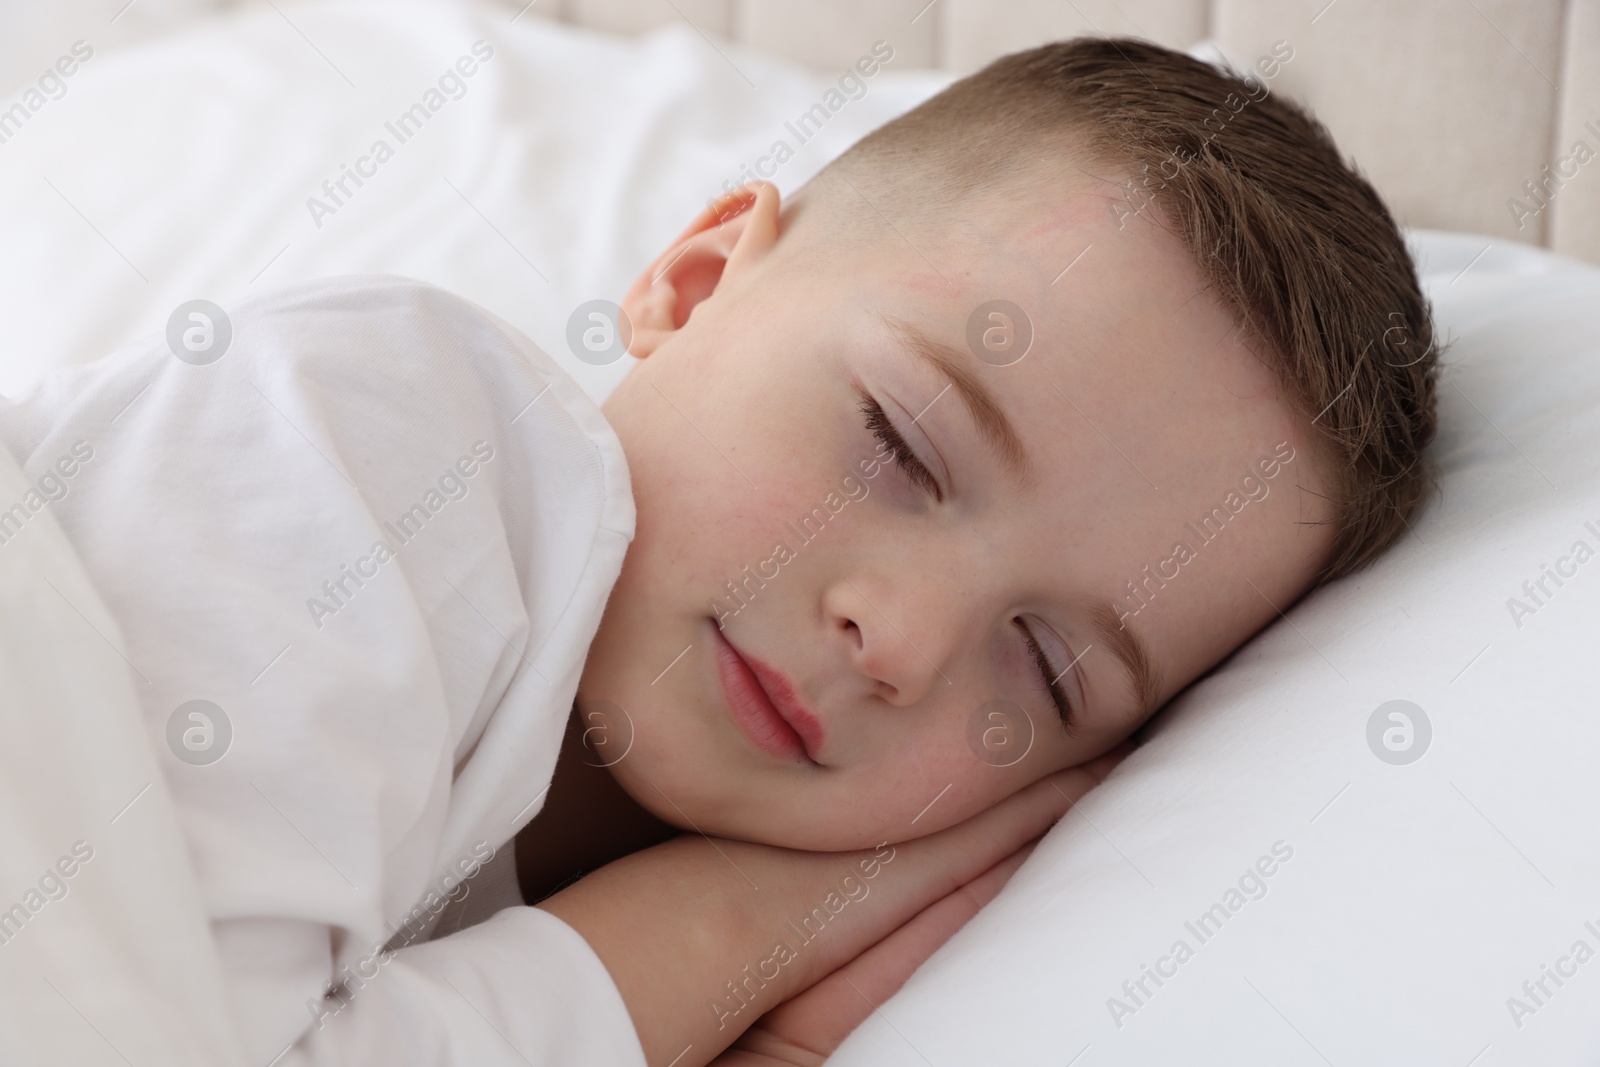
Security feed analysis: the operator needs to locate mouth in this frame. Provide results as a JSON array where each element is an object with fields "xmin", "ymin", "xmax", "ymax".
[{"xmin": 711, "ymin": 623, "xmax": 824, "ymax": 764}]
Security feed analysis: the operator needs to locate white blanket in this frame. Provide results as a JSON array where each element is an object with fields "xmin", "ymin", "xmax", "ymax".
[
  {"xmin": 0, "ymin": 0, "xmax": 950, "ymax": 404},
  {"xmin": 0, "ymin": 275, "xmax": 642, "ymax": 1066}
]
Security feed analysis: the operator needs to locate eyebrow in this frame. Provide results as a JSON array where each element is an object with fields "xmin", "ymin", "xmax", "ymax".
[
  {"xmin": 1089, "ymin": 600, "xmax": 1162, "ymax": 720},
  {"xmin": 882, "ymin": 317, "xmax": 1031, "ymax": 481}
]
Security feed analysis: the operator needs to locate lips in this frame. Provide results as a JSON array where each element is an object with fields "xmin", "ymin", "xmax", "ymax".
[{"xmin": 712, "ymin": 624, "xmax": 824, "ymax": 764}]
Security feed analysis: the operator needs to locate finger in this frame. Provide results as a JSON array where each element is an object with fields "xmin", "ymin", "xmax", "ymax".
[
  {"xmin": 959, "ymin": 836, "xmax": 1039, "ymax": 904},
  {"xmin": 750, "ymin": 839, "xmax": 1042, "ymax": 1052},
  {"xmin": 707, "ymin": 753, "xmax": 1122, "ymax": 1010},
  {"xmin": 861, "ymin": 761, "xmax": 1101, "ymax": 915},
  {"xmin": 1041, "ymin": 739, "xmax": 1134, "ymax": 809},
  {"xmin": 845, "ymin": 836, "xmax": 1038, "ymax": 1000},
  {"xmin": 1083, "ymin": 737, "xmax": 1137, "ymax": 777}
]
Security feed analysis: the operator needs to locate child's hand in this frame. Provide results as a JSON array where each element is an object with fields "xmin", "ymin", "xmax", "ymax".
[
  {"xmin": 710, "ymin": 745, "xmax": 1128, "ymax": 1067},
  {"xmin": 537, "ymin": 745, "xmax": 1128, "ymax": 1067},
  {"xmin": 716, "ymin": 838, "xmax": 1039, "ymax": 1066}
]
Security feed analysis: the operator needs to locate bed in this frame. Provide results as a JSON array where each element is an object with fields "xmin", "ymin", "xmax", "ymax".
[{"xmin": 0, "ymin": 0, "xmax": 1596, "ymax": 1063}]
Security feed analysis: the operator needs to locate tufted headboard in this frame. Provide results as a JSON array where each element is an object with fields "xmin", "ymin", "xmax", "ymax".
[{"xmin": 3, "ymin": 0, "xmax": 1595, "ymax": 264}]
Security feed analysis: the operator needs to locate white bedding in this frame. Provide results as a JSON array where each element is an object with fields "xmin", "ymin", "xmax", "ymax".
[
  {"xmin": 0, "ymin": 0, "xmax": 950, "ymax": 403},
  {"xmin": 0, "ymin": 418, "xmax": 248, "ymax": 1066},
  {"xmin": 1, "ymin": 2, "xmax": 1597, "ymax": 1064},
  {"xmin": 0, "ymin": 275, "xmax": 643, "ymax": 1066}
]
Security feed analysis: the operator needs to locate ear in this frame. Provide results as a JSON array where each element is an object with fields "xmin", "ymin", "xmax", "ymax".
[{"xmin": 621, "ymin": 182, "xmax": 782, "ymax": 359}]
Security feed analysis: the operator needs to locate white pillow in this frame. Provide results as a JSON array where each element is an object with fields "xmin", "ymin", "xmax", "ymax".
[{"xmin": 830, "ymin": 233, "xmax": 1600, "ymax": 1064}]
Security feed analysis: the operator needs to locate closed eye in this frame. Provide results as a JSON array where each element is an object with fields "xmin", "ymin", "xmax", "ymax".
[
  {"xmin": 857, "ymin": 392, "xmax": 942, "ymax": 501},
  {"xmin": 1016, "ymin": 618, "xmax": 1076, "ymax": 732}
]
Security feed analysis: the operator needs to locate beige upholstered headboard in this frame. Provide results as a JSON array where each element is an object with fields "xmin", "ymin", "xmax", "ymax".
[
  {"xmin": 530, "ymin": 0, "xmax": 1600, "ymax": 267},
  {"xmin": 3, "ymin": 0, "xmax": 1594, "ymax": 263}
]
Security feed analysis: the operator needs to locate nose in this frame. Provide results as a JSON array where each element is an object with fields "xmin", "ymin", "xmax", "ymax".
[{"xmin": 824, "ymin": 574, "xmax": 961, "ymax": 707}]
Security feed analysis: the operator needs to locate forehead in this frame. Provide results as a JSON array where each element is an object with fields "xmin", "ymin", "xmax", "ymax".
[{"xmin": 807, "ymin": 180, "xmax": 1333, "ymax": 702}]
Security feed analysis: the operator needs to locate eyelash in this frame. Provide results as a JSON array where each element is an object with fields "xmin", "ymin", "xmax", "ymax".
[
  {"xmin": 1016, "ymin": 619, "xmax": 1076, "ymax": 731},
  {"xmin": 859, "ymin": 392, "xmax": 1072, "ymax": 729},
  {"xmin": 858, "ymin": 395, "xmax": 942, "ymax": 501}
]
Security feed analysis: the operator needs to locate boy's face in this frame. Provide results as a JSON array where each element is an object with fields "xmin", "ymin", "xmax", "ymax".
[{"xmin": 578, "ymin": 175, "xmax": 1333, "ymax": 851}]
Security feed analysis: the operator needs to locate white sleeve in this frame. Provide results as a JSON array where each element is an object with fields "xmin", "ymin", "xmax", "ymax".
[
  {"xmin": 0, "ymin": 275, "xmax": 644, "ymax": 1067},
  {"xmin": 288, "ymin": 908, "xmax": 646, "ymax": 1067}
]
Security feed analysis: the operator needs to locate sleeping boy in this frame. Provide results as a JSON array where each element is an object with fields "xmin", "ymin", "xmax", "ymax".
[{"xmin": 0, "ymin": 36, "xmax": 1436, "ymax": 1067}]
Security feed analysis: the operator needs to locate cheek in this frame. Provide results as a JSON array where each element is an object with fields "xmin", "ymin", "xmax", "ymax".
[
  {"xmin": 846, "ymin": 727, "xmax": 1053, "ymax": 841},
  {"xmin": 641, "ymin": 470, "xmax": 844, "ymax": 619},
  {"xmin": 613, "ymin": 370, "xmax": 851, "ymax": 605},
  {"xmin": 885, "ymin": 707, "xmax": 1103, "ymax": 842}
]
